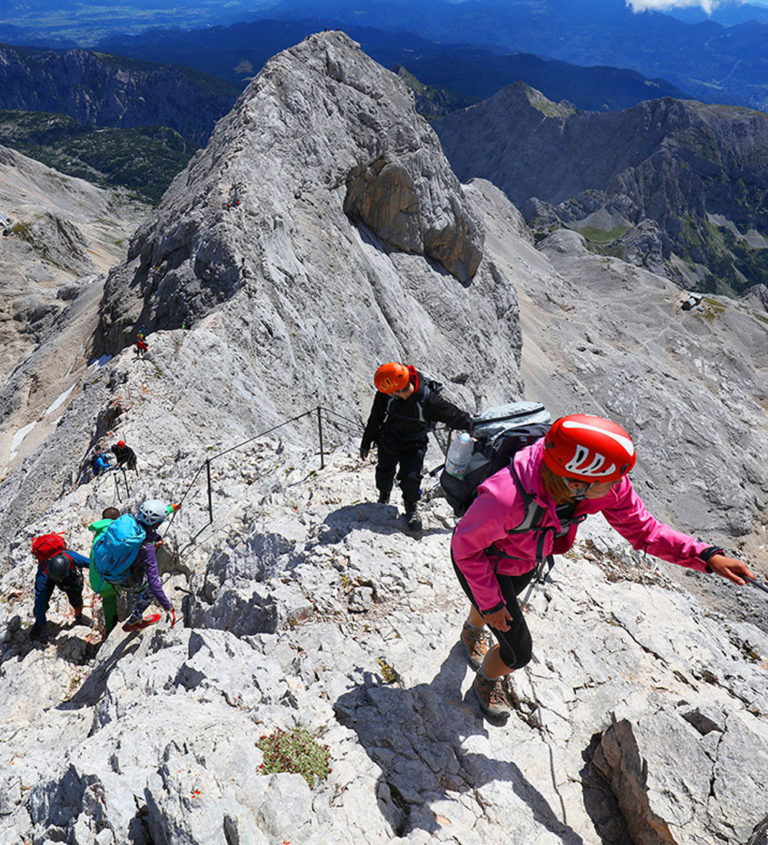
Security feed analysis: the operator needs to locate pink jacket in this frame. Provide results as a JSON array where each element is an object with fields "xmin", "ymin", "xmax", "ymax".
[{"xmin": 451, "ymin": 439, "xmax": 711, "ymax": 612}]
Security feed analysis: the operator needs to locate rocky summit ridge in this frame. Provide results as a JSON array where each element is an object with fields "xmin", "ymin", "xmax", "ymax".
[{"xmin": 0, "ymin": 31, "xmax": 768, "ymax": 845}]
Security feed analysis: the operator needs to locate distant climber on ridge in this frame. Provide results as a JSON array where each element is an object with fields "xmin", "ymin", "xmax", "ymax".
[
  {"xmin": 91, "ymin": 451, "xmax": 113, "ymax": 476},
  {"xmin": 111, "ymin": 439, "xmax": 137, "ymax": 472},
  {"xmin": 135, "ymin": 329, "xmax": 148, "ymax": 358},
  {"xmin": 360, "ymin": 362, "xmax": 471, "ymax": 535},
  {"xmin": 29, "ymin": 533, "xmax": 92, "ymax": 644},
  {"xmin": 451, "ymin": 413, "xmax": 756, "ymax": 724}
]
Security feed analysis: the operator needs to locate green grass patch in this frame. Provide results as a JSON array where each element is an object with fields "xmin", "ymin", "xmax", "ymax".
[
  {"xmin": 572, "ymin": 225, "xmax": 631, "ymax": 244},
  {"xmin": 257, "ymin": 727, "xmax": 331, "ymax": 788}
]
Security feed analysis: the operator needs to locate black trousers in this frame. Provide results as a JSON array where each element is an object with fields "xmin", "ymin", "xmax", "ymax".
[
  {"xmin": 452, "ymin": 556, "xmax": 534, "ymax": 671},
  {"xmin": 376, "ymin": 441, "xmax": 427, "ymax": 506}
]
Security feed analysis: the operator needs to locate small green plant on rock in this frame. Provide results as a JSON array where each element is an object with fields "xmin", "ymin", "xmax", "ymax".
[
  {"xmin": 377, "ymin": 657, "xmax": 398, "ymax": 684},
  {"xmin": 257, "ymin": 726, "xmax": 331, "ymax": 787}
]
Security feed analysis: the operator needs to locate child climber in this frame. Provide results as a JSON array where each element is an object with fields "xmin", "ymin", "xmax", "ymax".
[
  {"xmin": 452, "ymin": 413, "xmax": 755, "ymax": 723},
  {"xmin": 88, "ymin": 507, "xmax": 121, "ymax": 635},
  {"xmin": 361, "ymin": 362, "xmax": 471, "ymax": 534}
]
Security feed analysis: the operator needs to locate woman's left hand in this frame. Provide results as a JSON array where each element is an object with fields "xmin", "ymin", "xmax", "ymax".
[{"xmin": 707, "ymin": 554, "xmax": 755, "ymax": 586}]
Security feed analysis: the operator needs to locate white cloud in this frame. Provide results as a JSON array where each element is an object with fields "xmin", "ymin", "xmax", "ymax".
[{"xmin": 627, "ymin": 0, "xmax": 722, "ymax": 13}]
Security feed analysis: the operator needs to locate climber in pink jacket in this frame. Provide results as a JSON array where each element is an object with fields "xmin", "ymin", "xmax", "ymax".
[{"xmin": 452, "ymin": 413, "xmax": 755, "ymax": 723}]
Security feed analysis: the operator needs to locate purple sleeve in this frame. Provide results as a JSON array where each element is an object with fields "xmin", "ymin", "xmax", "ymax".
[{"xmin": 137, "ymin": 542, "xmax": 172, "ymax": 610}]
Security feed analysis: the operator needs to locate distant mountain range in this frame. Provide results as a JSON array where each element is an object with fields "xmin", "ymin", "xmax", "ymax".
[
  {"xmin": 436, "ymin": 83, "xmax": 768, "ymax": 295},
  {"xmin": 95, "ymin": 20, "xmax": 690, "ymax": 112},
  {"xmin": 2, "ymin": 0, "xmax": 767, "ymax": 112},
  {"xmin": 0, "ymin": 44, "xmax": 237, "ymax": 200},
  {"xmin": 256, "ymin": 0, "xmax": 768, "ymax": 111},
  {"xmin": 0, "ymin": 110, "xmax": 195, "ymax": 202},
  {"xmin": 0, "ymin": 45, "xmax": 237, "ymax": 146}
]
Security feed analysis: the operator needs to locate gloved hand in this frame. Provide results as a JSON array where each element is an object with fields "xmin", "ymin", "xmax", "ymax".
[
  {"xmin": 166, "ymin": 607, "xmax": 177, "ymax": 628},
  {"xmin": 359, "ymin": 446, "xmax": 369, "ymax": 460}
]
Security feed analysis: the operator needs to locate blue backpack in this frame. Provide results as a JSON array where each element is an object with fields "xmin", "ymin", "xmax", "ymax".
[{"xmin": 92, "ymin": 514, "xmax": 146, "ymax": 586}]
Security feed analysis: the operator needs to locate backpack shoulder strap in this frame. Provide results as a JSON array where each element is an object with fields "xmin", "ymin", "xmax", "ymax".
[
  {"xmin": 384, "ymin": 383, "xmax": 432, "ymax": 426},
  {"xmin": 416, "ymin": 383, "xmax": 430, "ymax": 424},
  {"xmin": 506, "ymin": 461, "xmax": 543, "ymax": 532}
]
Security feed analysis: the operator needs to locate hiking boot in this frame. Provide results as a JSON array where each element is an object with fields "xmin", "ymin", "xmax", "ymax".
[
  {"xmin": 461, "ymin": 621, "xmax": 490, "ymax": 669},
  {"xmin": 472, "ymin": 672, "xmax": 511, "ymax": 723},
  {"xmin": 30, "ymin": 623, "xmax": 49, "ymax": 644},
  {"xmin": 404, "ymin": 503, "xmax": 422, "ymax": 535},
  {"xmin": 122, "ymin": 613, "xmax": 143, "ymax": 632},
  {"xmin": 74, "ymin": 613, "xmax": 93, "ymax": 628},
  {"xmin": 123, "ymin": 613, "xmax": 162, "ymax": 632},
  {"xmin": 377, "ymin": 490, "xmax": 390, "ymax": 504}
]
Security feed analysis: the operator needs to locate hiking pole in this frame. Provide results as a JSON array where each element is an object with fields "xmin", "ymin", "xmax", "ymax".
[
  {"xmin": 745, "ymin": 576, "xmax": 768, "ymax": 595},
  {"xmin": 317, "ymin": 406, "xmax": 325, "ymax": 470},
  {"xmin": 206, "ymin": 459, "xmax": 213, "ymax": 525},
  {"xmin": 113, "ymin": 471, "xmax": 122, "ymax": 503}
]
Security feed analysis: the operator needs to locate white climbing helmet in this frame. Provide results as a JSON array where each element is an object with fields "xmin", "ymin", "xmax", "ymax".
[{"xmin": 137, "ymin": 499, "xmax": 167, "ymax": 526}]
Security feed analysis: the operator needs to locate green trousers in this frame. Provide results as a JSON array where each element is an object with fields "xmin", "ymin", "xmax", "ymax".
[{"xmin": 89, "ymin": 564, "xmax": 118, "ymax": 633}]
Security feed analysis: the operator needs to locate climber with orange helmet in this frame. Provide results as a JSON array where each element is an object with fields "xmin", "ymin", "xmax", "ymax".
[
  {"xmin": 451, "ymin": 413, "xmax": 755, "ymax": 724},
  {"xmin": 361, "ymin": 362, "xmax": 472, "ymax": 535}
]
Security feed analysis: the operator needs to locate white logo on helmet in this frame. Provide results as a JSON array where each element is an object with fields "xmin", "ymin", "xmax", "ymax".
[{"xmin": 562, "ymin": 420, "xmax": 634, "ymax": 478}]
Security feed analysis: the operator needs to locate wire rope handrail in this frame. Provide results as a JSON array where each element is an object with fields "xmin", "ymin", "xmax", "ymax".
[{"xmin": 159, "ymin": 402, "xmax": 445, "ymax": 546}]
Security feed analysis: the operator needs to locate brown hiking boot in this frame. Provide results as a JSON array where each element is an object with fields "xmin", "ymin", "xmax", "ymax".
[
  {"xmin": 460, "ymin": 621, "xmax": 489, "ymax": 669},
  {"xmin": 472, "ymin": 672, "xmax": 511, "ymax": 723}
]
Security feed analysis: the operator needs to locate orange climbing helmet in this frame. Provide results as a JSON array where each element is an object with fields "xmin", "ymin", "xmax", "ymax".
[
  {"xmin": 374, "ymin": 362, "xmax": 410, "ymax": 394},
  {"xmin": 543, "ymin": 414, "xmax": 636, "ymax": 482}
]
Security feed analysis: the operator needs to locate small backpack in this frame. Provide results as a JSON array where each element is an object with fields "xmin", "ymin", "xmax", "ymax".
[
  {"xmin": 92, "ymin": 514, "xmax": 146, "ymax": 586},
  {"xmin": 31, "ymin": 532, "xmax": 66, "ymax": 563},
  {"xmin": 440, "ymin": 401, "xmax": 551, "ymax": 518}
]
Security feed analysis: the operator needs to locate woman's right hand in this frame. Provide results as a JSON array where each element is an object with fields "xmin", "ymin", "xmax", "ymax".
[{"xmin": 482, "ymin": 606, "xmax": 512, "ymax": 631}]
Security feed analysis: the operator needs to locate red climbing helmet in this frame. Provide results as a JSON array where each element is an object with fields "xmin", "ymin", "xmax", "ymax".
[
  {"xmin": 374, "ymin": 362, "xmax": 410, "ymax": 394},
  {"xmin": 543, "ymin": 414, "xmax": 636, "ymax": 482},
  {"xmin": 117, "ymin": 440, "xmax": 126, "ymax": 448}
]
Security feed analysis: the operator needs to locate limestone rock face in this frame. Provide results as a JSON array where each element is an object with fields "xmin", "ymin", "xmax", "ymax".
[
  {"xmin": 82, "ymin": 33, "xmax": 502, "ymax": 514},
  {"xmin": 0, "ymin": 145, "xmax": 143, "ymax": 476},
  {"xmin": 96, "ymin": 31, "xmax": 487, "ymax": 361}
]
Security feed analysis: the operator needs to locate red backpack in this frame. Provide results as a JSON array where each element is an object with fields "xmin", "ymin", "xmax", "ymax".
[{"xmin": 31, "ymin": 532, "xmax": 66, "ymax": 562}]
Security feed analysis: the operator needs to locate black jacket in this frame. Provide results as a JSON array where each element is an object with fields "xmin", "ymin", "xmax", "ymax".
[
  {"xmin": 361, "ymin": 371, "xmax": 471, "ymax": 453},
  {"xmin": 111, "ymin": 443, "xmax": 137, "ymax": 468}
]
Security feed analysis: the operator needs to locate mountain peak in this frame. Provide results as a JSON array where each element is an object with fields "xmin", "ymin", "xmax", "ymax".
[
  {"xmin": 94, "ymin": 30, "xmax": 515, "ymax": 433},
  {"xmin": 510, "ymin": 80, "xmax": 577, "ymax": 117}
]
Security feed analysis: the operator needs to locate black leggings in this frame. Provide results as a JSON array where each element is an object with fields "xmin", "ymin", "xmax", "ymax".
[{"xmin": 452, "ymin": 557, "xmax": 534, "ymax": 671}]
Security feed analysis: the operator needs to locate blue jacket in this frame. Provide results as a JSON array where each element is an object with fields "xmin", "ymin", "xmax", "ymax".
[{"xmin": 34, "ymin": 550, "xmax": 90, "ymax": 627}]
